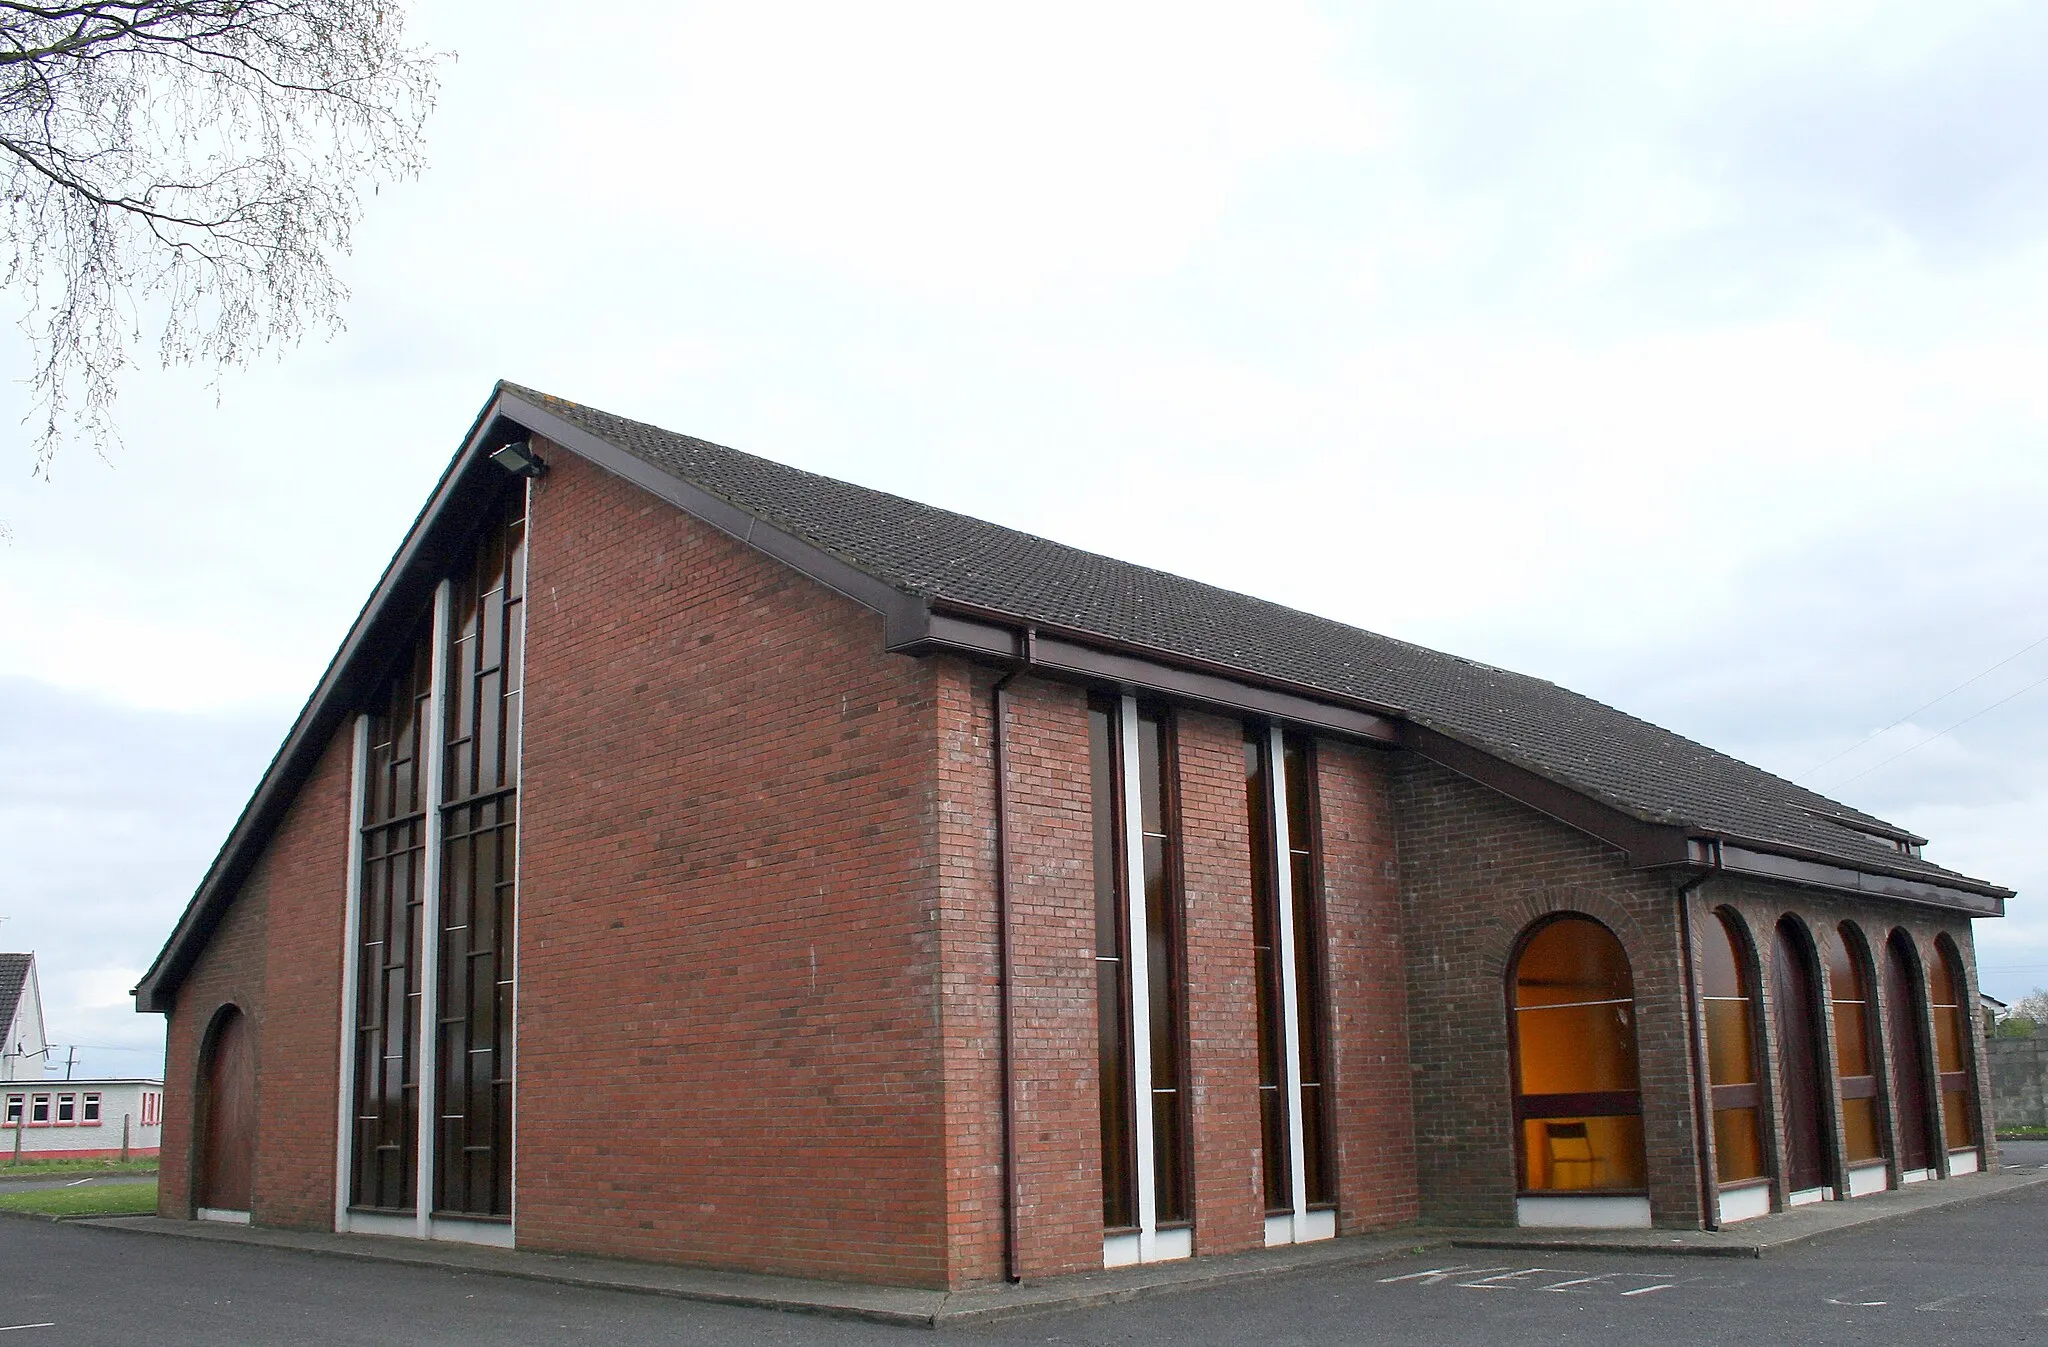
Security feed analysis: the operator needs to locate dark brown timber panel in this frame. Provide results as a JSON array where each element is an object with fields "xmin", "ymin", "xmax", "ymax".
[
  {"xmin": 1771, "ymin": 918, "xmax": 1831, "ymax": 1194},
  {"xmin": 199, "ymin": 1008, "xmax": 257, "ymax": 1211},
  {"xmin": 1884, "ymin": 931, "xmax": 1936, "ymax": 1173}
]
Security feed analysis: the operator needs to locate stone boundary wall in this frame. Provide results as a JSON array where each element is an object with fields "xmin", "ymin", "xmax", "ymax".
[{"xmin": 1989, "ymin": 1033, "xmax": 2048, "ymax": 1130}]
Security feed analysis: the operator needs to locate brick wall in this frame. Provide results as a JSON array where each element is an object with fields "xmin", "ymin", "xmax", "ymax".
[
  {"xmin": 934, "ymin": 666, "xmax": 1104, "ymax": 1281},
  {"xmin": 159, "ymin": 725, "xmax": 352, "ymax": 1223},
  {"xmin": 1174, "ymin": 710, "xmax": 1265, "ymax": 1256},
  {"xmin": 1392, "ymin": 754, "xmax": 1703, "ymax": 1228},
  {"xmin": 514, "ymin": 445, "xmax": 952, "ymax": 1287},
  {"xmin": 1318, "ymin": 740, "xmax": 1419, "ymax": 1230}
]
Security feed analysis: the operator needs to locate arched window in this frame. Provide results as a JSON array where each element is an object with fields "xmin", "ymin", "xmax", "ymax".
[
  {"xmin": 1930, "ymin": 939, "xmax": 1980, "ymax": 1161},
  {"xmin": 1824, "ymin": 924, "xmax": 1888, "ymax": 1181},
  {"xmin": 1700, "ymin": 911, "xmax": 1766, "ymax": 1187},
  {"xmin": 1510, "ymin": 916, "xmax": 1646, "ymax": 1193}
]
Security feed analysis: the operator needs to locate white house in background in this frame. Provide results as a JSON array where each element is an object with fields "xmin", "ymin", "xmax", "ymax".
[
  {"xmin": 3, "ymin": 1078, "xmax": 165, "ymax": 1161},
  {"xmin": 1, "ymin": 953, "xmax": 48, "ymax": 1082},
  {"xmin": 0, "ymin": 956, "xmax": 166, "ymax": 1161}
]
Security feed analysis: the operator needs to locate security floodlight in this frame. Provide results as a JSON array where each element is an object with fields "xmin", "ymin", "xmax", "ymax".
[{"xmin": 490, "ymin": 440, "xmax": 547, "ymax": 478}]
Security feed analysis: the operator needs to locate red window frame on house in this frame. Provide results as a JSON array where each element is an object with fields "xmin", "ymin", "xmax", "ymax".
[
  {"xmin": 55, "ymin": 1094, "xmax": 76, "ymax": 1125},
  {"xmin": 29, "ymin": 1094, "xmax": 51, "ymax": 1125},
  {"xmin": 82, "ymin": 1093, "xmax": 102, "ymax": 1125},
  {"xmin": 3, "ymin": 1094, "xmax": 21, "ymax": 1126}
]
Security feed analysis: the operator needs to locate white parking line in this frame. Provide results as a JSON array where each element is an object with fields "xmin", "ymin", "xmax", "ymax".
[
  {"xmin": 0, "ymin": 1325, "xmax": 54, "ymax": 1333},
  {"xmin": 63, "ymin": 1178, "xmax": 93, "ymax": 1187}
]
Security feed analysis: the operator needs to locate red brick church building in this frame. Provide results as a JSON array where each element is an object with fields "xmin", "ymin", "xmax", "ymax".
[{"xmin": 136, "ymin": 382, "xmax": 2010, "ymax": 1286}]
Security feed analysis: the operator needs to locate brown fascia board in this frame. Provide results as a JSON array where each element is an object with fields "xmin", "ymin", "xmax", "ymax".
[
  {"xmin": 1712, "ymin": 842, "xmax": 2008, "ymax": 917},
  {"xmin": 134, "ymin": 388, "xmax": 535, "ymax": 1014},
  {"xmin": 911, "ymin": 604, "xmax": 1403, "ymax": 744},
  {"xmin": 1401, "ymin": 725, "xmax": 2009, "ymax": 918}
]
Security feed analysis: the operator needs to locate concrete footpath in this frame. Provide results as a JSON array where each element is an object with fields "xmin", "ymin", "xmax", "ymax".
[{"xmin": 79, "ymin": 1165, "xmax": 2048, "ymax": 1329}]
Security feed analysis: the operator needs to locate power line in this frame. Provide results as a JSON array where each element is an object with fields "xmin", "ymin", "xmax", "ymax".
[
  {"xmin": 1834, "ymin": 667, "xmax": 2048, "ymax": 788},
  {"xmin": 1798, "ymin": 630, "xmax": 2048, "ymax": 783}
]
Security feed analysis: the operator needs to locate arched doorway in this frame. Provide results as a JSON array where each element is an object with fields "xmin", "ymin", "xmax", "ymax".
[
  {"xmin": 1701, "ymin": 909, "xmax": 1768, "ymax": 1222},
  {"xmin": 1825, "ymin": 924, "xmax": 1889, "ymax": 1196},
  {"xmin": 196, "ymin": 1006, "xmax": 256, "ymax": 1217},
  {"xmin": 1771, "ymin": 917, "xmax": 1833, "ymax": 1203},
  {"xmin": 1882, "ymin": 932, "xmax": 1937, "ymax": 1181},
  {"xmin": 1930, "ymin": 938, "xmax": 1981, "ymax": 1173},
  {"xmin": 1508, "ymin": 914, "xmax": 1649, "ymax": 1227}
]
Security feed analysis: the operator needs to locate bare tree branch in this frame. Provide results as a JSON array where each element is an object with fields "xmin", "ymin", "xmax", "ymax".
[{"xmin": 0, "ymin": 0, "xmax": 443, "ymax": 472}]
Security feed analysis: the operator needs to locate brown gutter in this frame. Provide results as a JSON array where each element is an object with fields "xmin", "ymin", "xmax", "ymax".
[{"xmin": 1675, "ymin": 869, "xmax": 1721, "ymax": 1231}]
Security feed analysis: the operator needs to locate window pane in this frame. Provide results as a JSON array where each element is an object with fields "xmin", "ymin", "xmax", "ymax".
[
  {"xmin": 1521, "ymin": 1116, "xmax": 1646, "ymax": 1191},
  {"xmin": 1833, "ymin": 1001, "xmax": 1872, "ymax": 1078},
  {"xmin": 1517, "ymin": 1001, "xmax": 1639, "ymax": 1094},
  {"xmin": 1712, "ymin": 1107, "xmax": 1766, "ymax": 1183},
  {"xmin": 1842, "ymin": 1096, "xmax": 1883, "ymax": 1163},
  {"xmin": 1705, "ymin": 999, "xmax": 1757, "ymax": 1086}
]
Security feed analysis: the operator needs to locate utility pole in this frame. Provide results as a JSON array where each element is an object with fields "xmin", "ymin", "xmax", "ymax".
[{"xmin": 63, "ymin": 1046, "xmax": 77, "ymax": 1081}]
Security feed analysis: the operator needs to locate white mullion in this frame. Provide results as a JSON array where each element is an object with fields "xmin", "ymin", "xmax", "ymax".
[
  {"xmin": 1269, "ymin": 725, "xmax": 1310, "ymax": 1240},
  {"xmin": 1119, "ymin": 695, "xmax": 1158, "ymax": 1256},
  {"xmin": 506, "ymin": 478, "xmax": 531, "ymax": 1232},
  {"xmin": 334, "ymin": 714, "xmax": 370, "ymax": 1232},
  {"xmin": 415, "ymin": 578, "xmax": 453, "ymax": 1239}
]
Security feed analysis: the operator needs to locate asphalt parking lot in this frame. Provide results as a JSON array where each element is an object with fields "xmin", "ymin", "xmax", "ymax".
[{"xmin": 3, "ymin": 1148, "xmax": 2044, "ymax": 1346}]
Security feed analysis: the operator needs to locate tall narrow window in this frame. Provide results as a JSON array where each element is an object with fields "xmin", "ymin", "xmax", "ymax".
[
  {"xmin": 352, "ymin": 626, "xmax": 433, "ymax": 1212},
  {"xmin": 1093, "ymin": 694, "xmax": 1190, "ymax": 1267},
  {"xmin": 1090, "ymin": 699, "xmax": 1135, "ymax": 1233},
  {"xmin": 1510, "ymin": 916, "xmax": 1647, "ymax": 1197},
  {"xmin": 1883, "ymin": 930, "xmax": 1937, "ymax": 1177},
  {"xmin": 1245, "ymin": 725, "xmax": 1335, "ymax": 1245},
  {"xmin": 434, "ymin": 494, "xmax": 525, "ymax": 1219},
  {"xmin": 1929, "ymin": 940, "xmax": 1979, "ymax": 1164},
  {"xmin": 350, "ymin": 482, "xmax": 526, "ymax": 1227},
  {"xmin": 1701, "ymin": 911, "xmax": 1767, "ymax": 1199},
  {"xmin": 1825, "ymin": 924, "xmax": 1888, "ymax": 1190}
]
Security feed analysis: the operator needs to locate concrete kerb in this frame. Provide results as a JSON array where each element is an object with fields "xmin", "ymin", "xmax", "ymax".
[
  {"xmin": 71, "ymin": 1169, "xmax": 2047, "ymax": 1327},
  {"xmin": 101, "ymin": 1220, "xmax": 1450, "ymax": 1327},
  {"xmin": 74, "ymin": 1217, "xmax": 1448, "ymax": 1329},
  {"xmin": 1451, "ymin": 1167, "xmax": 2048, "ymax": 1260}
]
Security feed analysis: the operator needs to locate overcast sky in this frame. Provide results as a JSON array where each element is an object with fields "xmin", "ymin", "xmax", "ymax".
[{"xmin": 3, "ymin": 0, "xmax": 2045, "ymax": 1080}]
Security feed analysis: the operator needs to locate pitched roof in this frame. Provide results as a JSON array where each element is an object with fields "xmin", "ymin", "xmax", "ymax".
[
  {"xmin": 134, "ymin": 381, "xmax": 2008, "ymax": 1014},
  {"xmin": 0, "ymin": 953, "xmax": 32, "ymax": 1038},
  {"xmin": 505, "ymin": 382, "xmax": 2003, "ymax": 900}
]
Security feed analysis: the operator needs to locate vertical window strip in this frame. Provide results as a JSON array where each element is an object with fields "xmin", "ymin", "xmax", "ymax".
[
  {"xmin": 434, "ymin": 496, "xmax": 525, "ymax": 1219},
  {"xmin": 350, "ymin": 629, "xmax": 433, "ymax": 1213},
  {"xmin": 1243, "ymin": 730, "xmax": 1289, "ymax": 1214},
  {"xmin": 1281, "ymin": 732, "xmax": 1335, "ymax": 1209},
  {"xmin": 1090, "ymin": 698, "xmax": 1137, "ymax": 1230},
  {"xmin": 1095, "ymin": 695, "xmax": 1191, "ymax": 1263}
]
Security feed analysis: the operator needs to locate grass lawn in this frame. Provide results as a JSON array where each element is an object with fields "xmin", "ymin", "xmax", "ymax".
[
  {"xmin": 0, "ymin": 1158, "xmax": 158, "ymax": 1179},
  {"xmin": 1998, "ymin": 1127, "xmax": 2048, "ymax": 1141},
  {"xmin": 0, "ymin": 1180, "xmax": 158, "ymax": 1217}
]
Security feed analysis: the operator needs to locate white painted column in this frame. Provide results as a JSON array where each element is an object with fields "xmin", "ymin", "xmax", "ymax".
[
  {"xmin": 1118, "ymin": 694, "xmax": 1160, "ymax": 1260},
  {"xmin": 414, "ymin": 579, "xmax": 453, "ymax": 1239},
  {"xmin": 1268, "ymin": 725, "xmax": 1313, "ymax": 1243},
  {"xmin": 334, "ymin": 714, "xmax": 371, "ymax": 1232}
]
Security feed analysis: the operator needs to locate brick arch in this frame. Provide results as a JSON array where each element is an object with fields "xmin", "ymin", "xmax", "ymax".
[{"xmin": 1476, "ymin": 888, "xmax": 1661, "ymax": 990}]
